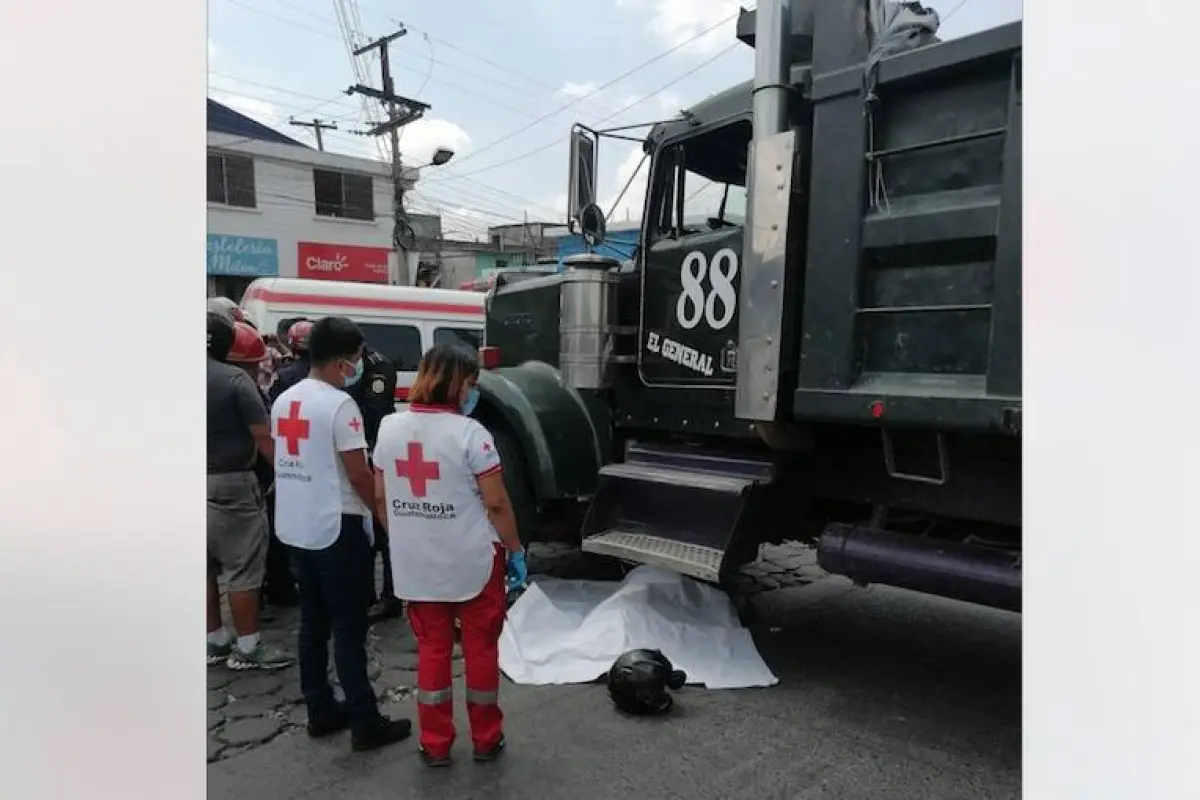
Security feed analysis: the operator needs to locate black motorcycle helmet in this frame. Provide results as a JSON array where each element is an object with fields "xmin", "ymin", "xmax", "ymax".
[
  {"xmin": 606, "ymin": 648, "xmax": 688, "ymax": 715},
  {"xmin": 207, "ymin": 311, "xmax": 235, "ymax": 362}
]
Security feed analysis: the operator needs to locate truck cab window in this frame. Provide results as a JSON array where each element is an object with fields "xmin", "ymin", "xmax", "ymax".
[{"xmin": 650, "ymin": 120, "xmax": 751, "ymax": 241}]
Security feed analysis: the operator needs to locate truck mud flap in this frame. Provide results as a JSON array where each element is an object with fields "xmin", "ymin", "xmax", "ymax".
[{"xmin": 580, "ymin": 446, "xmax": 774, "ymax": 584}]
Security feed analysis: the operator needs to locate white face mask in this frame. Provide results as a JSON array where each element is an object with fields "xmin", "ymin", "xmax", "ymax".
[{"xmin": 342, "ymin": 357, "xmax": 364, "ymax": 387}]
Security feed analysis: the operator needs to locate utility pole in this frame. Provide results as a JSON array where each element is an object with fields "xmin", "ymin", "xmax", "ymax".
[
  {"xmin": 347, "ymin": 27, "xmax": 431, "ymax": 286},
  {"xmin": 288, "ymin": 117, "xmax": 338, "ymax": 151}
]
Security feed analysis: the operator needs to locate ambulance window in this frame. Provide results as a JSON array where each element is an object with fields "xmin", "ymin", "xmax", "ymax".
[
  {"xmin": 433, "ymin": 327, "xmax": 482, "ymax": 353},
  {"xmin": 357, "ymin": 323, "xmax": 422, "ymax": 371}
]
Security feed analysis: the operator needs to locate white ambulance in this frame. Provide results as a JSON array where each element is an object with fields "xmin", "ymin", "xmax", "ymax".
[{"xmin": 239, "ymin": 277, "xmax": 486, "ymax": 406}]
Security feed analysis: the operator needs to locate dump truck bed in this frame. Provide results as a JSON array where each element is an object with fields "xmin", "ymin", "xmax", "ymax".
[{"xmin": 792, "ymin": 22, "xmax": 1022, "ymax": 436}]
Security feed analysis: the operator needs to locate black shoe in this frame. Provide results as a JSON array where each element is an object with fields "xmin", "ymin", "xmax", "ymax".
[
  {"xmin": 350, "ymin": 715, "xmax": 413, "ymax": 752},
  {"xmin": 419, "ymin": 747, "xmax": 453, "ymax": 767},
  {"xmin": 307, "ymin": 705, "xmax": 350, "ymax": 739},
  {"xmin": 473, "ymin": 735, "xmax": 506, "ymax": 763}
]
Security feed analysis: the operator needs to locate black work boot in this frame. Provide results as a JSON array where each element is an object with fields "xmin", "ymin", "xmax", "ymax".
[
  {"xmin": 473, "ymin": 735, "xmax": 506, "ymax": 763},
  {"xmin": 307, "ymin": 704, "xmax": 350, "ymax": 739},
  {"xmin": 419, "ymin": 747, "xmax": 453, "ymax": 767},
  {"xmin": 350, "ymin": 715, "xmax": 413, "ymax": 752}
]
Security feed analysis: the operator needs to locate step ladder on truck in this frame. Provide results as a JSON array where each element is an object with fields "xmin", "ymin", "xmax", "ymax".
[{"xmin": 471, "ymin": 0, "xmax": 1022, "ymax": 612}]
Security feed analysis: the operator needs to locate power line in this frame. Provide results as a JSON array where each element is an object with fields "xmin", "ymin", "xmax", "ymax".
[
  {"xmin": 207, "ymin": 126, "xmax": 557, "ymax": 217},
  {"xmin": 207, "ymin": 78, "xmax": 567, "ymax": 214},
  {"xmin": 217, "ymin": 186, "xmax": 532, "ymax": 232},
  {"xmin": 425, "ymin": 41, "xmax": 741, "ymax": 185},
  {"xmin": 208, "ymin": 71, "xmax": 362, "ymax": 112},
  {"xmin": 217, "ymin": 0, "xmax": 585, "ymax": 121},
  {"xmin": 208, "ymin": 131, "xmax": 558, "ymax": 219},
  {"xmin": 269, "ymin": 0, "xmax": 575, "ymax": 108},
  {"xmin": 941, "ymin": 0, "xmax": 975, "ymax": 24},
  {"xmin": 425, "ymin": 10, "xmax": 740, "ymax": 173},
  {"xmin": 220, "ymin": 0, "xmax": 342, "ymax": 41}
]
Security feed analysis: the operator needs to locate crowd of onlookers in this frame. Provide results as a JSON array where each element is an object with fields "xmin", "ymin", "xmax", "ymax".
[{"xmin": 205, "ymin": 297, "xmax": 526, "ymax": 761}]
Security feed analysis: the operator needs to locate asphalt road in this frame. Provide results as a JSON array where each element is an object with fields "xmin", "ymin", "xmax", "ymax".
[{"xmin": 208, "ymin": 551, "xmax": 1020, "ymax": 800}]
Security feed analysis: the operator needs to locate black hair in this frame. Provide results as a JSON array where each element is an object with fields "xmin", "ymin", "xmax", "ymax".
[
  {"xmin": 409, "ymin": 342, "xmax": 481, "ymax": 406},
  {"xmin": 207, "ymin": 312, "xmax": 235, "ymax": 361},
  {"xmin": 308, "ymin": 316, "xmax": 365, "ymax": 365}
]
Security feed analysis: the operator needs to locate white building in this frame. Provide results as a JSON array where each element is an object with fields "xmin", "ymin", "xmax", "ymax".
[{"xmin": 206, "ymin": 99, "xmax": 421, "ymax": 301}]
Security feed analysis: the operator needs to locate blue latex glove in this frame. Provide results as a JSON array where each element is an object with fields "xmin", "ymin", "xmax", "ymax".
[{"xmin": 506, "ymin": 550, "xmax": 528, "ymax": 592}]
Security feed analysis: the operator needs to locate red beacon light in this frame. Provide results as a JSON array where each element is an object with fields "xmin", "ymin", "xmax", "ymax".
[{"xmin": 478, "ymin": 345, "xmax": 502, "ymax": 370}]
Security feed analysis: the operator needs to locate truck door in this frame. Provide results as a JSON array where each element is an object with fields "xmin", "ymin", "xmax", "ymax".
[{"xmin": 638, "ymin": 119, "xmax": 751, "ymax": 390}]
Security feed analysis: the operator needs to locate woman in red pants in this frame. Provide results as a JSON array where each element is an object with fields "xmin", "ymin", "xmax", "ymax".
[{"xmin": 372, "ymin": 343, "xmax": 527, "ymax": 767}]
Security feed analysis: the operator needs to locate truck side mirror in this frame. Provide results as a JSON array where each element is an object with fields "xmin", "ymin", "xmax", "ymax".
[{"xmin": 568, "ymin": 125, "xmax": 598, "ymax": 234}]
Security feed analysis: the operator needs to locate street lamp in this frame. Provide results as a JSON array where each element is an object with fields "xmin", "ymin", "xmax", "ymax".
[
  {"xmin": 428, "ymin": 147, "xmax": 455, "ymax": 167},
  {"xmin": 411, "ymin": 147, "xmax": 454, "ymax": 286}
]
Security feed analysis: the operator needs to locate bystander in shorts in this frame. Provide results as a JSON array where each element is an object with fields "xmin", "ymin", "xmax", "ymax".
[{"xmin": 207, "ymin": 471, "xmax": 270, "ymax": 592}]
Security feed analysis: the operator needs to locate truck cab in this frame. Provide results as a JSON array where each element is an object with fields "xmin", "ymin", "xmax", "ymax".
[{"xmin": 473, "ymin": 0, "xmax": 1022, "ymax": 612}]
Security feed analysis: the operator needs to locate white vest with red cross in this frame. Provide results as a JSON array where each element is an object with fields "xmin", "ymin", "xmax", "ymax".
[
  {"xmin": 372, "ymin": 403, "xmax": 503, "ymax": 602},
  {"xmin": 271, "ymin": 377, "xmax": 371, "ymax": 550}
]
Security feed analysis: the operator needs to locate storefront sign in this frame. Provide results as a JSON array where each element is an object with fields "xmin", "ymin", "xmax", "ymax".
[
  {"xmin": 297, "ymin": 241, "xmax": 390, "ymax": 284},
  {"xmin": 207, "ymin": 234, "xmax": 279, "ymax": 277}
]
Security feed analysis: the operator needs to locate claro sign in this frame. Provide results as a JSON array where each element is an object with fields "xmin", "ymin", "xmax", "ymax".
[{"xmin": 296, "ymin": 241, "xmax": 390, "ymax": 284}]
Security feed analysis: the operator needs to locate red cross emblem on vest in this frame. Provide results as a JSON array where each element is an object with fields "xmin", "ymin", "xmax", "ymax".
[
  {"xmin": 277, "ymin": 401, "xmax": 310, "ymax": 456},
  {"xmin": 395, "ymin": 441, "xmax": 440, "ymax": 498}
]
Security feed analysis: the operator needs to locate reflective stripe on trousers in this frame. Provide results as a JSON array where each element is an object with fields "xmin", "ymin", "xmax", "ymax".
[
  {"xmin": 416, "ymin": 687, "xmax": 453, "ymax": 706},
  {"xmin": 465, "ymin": 688, "xmax": 498, "ymax": 705},
  {"xmin": 406, "ymin": 546, "xmax": 507, "ymax": 758}
]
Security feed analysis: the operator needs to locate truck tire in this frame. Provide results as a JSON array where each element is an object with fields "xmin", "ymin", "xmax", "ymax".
[{"xmin": 491, "ymin": 427, "xmax": 537, "ymax": 547}]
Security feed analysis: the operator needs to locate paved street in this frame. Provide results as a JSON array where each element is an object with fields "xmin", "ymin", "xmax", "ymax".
[{"xmin": 208, "ymin": 544, "xmax": 1021, "ymax": 800}]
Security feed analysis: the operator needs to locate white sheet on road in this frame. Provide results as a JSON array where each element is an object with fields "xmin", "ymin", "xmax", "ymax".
[{"xmin": 499, "ymin": 565, "xmax": 779, "ymax": 690}]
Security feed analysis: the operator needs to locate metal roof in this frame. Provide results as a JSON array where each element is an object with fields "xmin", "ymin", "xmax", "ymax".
[{"xmin": 206, "ymin": 99, "xmax": 311, "ymax": 148}]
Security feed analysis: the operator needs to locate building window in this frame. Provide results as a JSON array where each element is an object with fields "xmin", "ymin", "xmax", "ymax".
[
  {"xmin": 207, "ymin": 151, "xmax": 257, "ymax": 209},
  {"xmin": 313, "ymin": 168, "xmax": 375, "ymax": 221},
  {"xmin": 495, "ymin": 259, "xmax": 508, "ymax": 270}
]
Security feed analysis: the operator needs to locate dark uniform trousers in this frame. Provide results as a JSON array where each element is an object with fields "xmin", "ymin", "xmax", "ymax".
[{"xmin": 345, "ymin": 348, "xmax": 399, "ymax": 604}]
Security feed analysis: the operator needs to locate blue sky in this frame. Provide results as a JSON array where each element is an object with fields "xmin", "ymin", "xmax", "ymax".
[{"xmin": 208, "ymin": 0, "xmax": 1022, "ymax": 240}]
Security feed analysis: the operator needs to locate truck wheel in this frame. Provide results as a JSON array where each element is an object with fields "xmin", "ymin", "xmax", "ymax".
[{"xmin": 491, "ymin": 427, "xmax": 537, "ymax": 547}]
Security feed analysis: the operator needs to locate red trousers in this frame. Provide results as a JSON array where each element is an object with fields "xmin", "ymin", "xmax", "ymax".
[{"xmin": 406, "ymin": 546, "xmax": 506, "ymax": 757}]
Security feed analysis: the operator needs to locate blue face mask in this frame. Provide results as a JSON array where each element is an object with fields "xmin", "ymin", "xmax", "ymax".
[
  {"xmin": 343, "ymin": 358, "xmax": 364, "ymax": 388},
  {"xmin": 461, "ymin": 386, "xmax": 480, "ymax": 416}
]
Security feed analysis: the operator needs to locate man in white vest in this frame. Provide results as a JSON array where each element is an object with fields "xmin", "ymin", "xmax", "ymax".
[{"xmin": 271, "ymin": 316, "xmax": 412, "ymax": 753}]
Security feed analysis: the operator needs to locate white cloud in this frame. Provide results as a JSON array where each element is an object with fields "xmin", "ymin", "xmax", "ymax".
[
  {"xmin": 398, "ymin": 118, "xmax": 472, "ymax": 167},
  {"xmin": 615, "ymin": 0, "xmax": 741, "ymax": 55},
  {"xmin": 558, "ymin": 81, "xmax": 601, "ymax": 99}
]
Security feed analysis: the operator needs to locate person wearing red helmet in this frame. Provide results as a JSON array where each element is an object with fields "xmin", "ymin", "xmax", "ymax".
[
  {"xmin": 207, "ymin": 318, "xmax": 293, "ymax": 672},
  {"xmin": 226, "ymin": 321, "xmax": 267, "ymax": 368},
  {"xmin": 269, "ymin": 319, "xmax": 315, "ymax": 405},
  {"xmin": 227, "ymin": 322, "xmax": 299, "ymax": 611}
]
